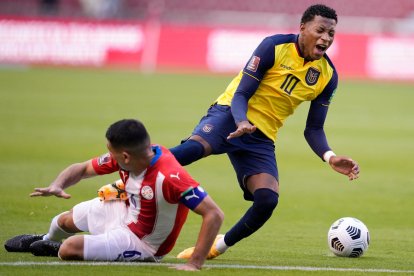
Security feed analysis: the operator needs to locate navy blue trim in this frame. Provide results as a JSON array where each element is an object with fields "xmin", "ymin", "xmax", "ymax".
[
  {"xmin": 323, "ymin": 52, "xmax": 337, "ymax": 72},
  {"xmin": 268, "ymin": 33, "xmax": 297, "ymax": 45}
]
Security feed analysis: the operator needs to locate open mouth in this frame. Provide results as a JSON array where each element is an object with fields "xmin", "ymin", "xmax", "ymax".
[{"xmin": 315, "ymin": 44, "xmax": 327, "ymax": 53}]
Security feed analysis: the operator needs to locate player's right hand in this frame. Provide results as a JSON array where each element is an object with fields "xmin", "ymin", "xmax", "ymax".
[
  {"xmin": 30, "ymin": 186, "xmax": 71, "ymax": 199},
  {"xmin": 227, "ymin": 121, "xmax": 256, "ymax": 139},
  {"xmin": 169, "ymin": 263, "xmax": 201, "ymax": 271},
  {"xmin": 329, "ymin": 156, "xmax": 360, "ymax": 181}
]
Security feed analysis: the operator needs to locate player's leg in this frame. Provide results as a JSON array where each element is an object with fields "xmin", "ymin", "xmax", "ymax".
[
  {"xmin": 42, "ymin": 210, "xmax": 80, "ymax": 242},
  {"xmin": 170, "ymin": 104, "xmax": 235, "ymax": 165},
  {"xmin": 177, "ymin": 174, "xmax": 279, "ymax": 260},
  {"xmin": 206, "ymin": 132, "xmax": 280, "ymax": 257},
  {"xmin": 219, "ymin": 173, "xmax": 279, "ymax": 251},
  {"xmin": 31, "ymin": 197, "xmax": 128, "ymax": 257},
  {"xmin": 57, "ymin": 198, "xmax": 126, "ymax": 261},
  {"xmin": 170, "ymin": 135, "xmax": 211, "ymax": 165},
  {"xmin": 28, "ymin": 210, "xmax": 80, "ymax": 256},
  {"xmin": 4, "ymin": 210, "xmax": 78, "ymax": 253},
  {"xmin": 59, "ymin": 227, "xmax": 157, "ymax": 262},
  {"xmin": 36, "ymin": 198, "xmax": 99, "ymax": 247},
  {"xmin": 58, "ymin": 235, "xmax": 84, "ymax": 260},
  {"xmin": 216, "ymin": 135, "xmax": 280, "ymax": 254}
]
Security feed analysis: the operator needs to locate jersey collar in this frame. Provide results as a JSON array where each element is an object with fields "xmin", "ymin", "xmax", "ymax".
[
  {"xmin": 295, "ymin": 34, "xmax": 304, "ymax": 58},
  {"xmin": 150, "ymin": 145, "xmax": 162, "ymax": 166}
]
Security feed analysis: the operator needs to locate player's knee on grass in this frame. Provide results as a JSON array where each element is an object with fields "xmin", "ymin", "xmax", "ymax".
[{"xmin": 58, "ymin": 236, "xmax": 84, "ymax": 260}]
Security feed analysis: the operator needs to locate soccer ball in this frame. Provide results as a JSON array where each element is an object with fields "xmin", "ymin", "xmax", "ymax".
[{"xmin": 327, "ymin": 217, "xmax": 370, "ymax": 258}]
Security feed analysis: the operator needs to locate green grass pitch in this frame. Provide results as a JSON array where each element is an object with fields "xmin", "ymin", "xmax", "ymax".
[{"xmin": 0, "ymin": 67, "xmax": 413, "ymax": 275}]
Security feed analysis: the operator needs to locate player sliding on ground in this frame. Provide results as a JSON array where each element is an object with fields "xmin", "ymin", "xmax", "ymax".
[
  {"xmin": 4, "ymin": 119, "xmax": 224, "ymax": 271},
  {"xmin": 171, "ymin": 4, "xmax": 360, "ymax": 260}
]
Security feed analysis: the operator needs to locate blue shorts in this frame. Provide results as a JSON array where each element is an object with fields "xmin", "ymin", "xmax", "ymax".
[{"xmin": 192, "ymin": 104, "xmax": 278, "ymax": 201}]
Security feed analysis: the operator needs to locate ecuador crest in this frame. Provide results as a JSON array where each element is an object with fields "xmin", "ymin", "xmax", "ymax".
[{"xmin": 305, "ymin": 67, "xmax": 320, "ymax": 86}]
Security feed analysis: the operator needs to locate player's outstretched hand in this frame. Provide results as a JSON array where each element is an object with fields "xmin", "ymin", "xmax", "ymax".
[
  {"xmin": 227, "ymin": 121, "xmax": 257, "ymax": 139},
  {"xmin": 329, "ymin": 156, "xmax": 360, "ymax": 181},
  {"xmin": 169, "ymin": 263, "xmax": 201, "ymax": 271},
  {"xmin": 30, "ymin": 186, "xmax": 71, "ymax": 199}
]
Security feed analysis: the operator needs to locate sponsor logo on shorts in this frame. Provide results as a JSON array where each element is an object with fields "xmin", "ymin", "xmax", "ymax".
[
  {"xmin": 202, "ymin": 124, "xmax": 213, "ymax": 133},
  {"xmin": 305, "ymin": 67, "xmax": 320, "ymax": 86},
  {"xmin": 141, "ymin": 186, "xmax": 154, "ymax": 200},
  {"xmin": 247, "ymin": 56, "xmax": 260, "ymax": 72},
  {"xmin": 98, "ymin": 153, "xmax": 111, "ymax": 166}
]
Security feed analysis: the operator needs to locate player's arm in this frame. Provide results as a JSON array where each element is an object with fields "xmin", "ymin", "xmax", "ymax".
[
  {"xmin": 227, "ymin": 37, "xmax": 275, "ymax": 139},
  {"xmin": 30, "ymin": 160, "xmax": 98, "ymax": 199},
  {"xmin": 304, "ymin": 72, "xmax": 359, "ymax": 180},
  {"xmin": 175, "ymin": 188, "xmax": 224, "ymax": 271}
]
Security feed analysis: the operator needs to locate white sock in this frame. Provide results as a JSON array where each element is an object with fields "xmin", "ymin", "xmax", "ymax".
[
  {"xmin": 43, "ymin": 212, "xmax": 74, "ymax": 242},
  {"xmin": 215, "ymin": 236, "xmax": 229, "ymax": 253}
]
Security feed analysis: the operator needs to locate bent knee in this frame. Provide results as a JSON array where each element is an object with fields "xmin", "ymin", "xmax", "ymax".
[
  {"xmin": 58, "ymin": 236, "xmax": 83, "ymax": 260},
  {"xmin": 254, "ymin": 188, "xmax": 279, "ymax": 211},
  {"xmin": 57, "ymin": 210, "xmax": 79, "ymax": 233}
]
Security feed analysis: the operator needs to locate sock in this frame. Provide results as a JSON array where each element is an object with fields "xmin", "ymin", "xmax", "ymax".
[
  {"xmin": 169, "ymin": 139, "xmax": 205, "ymax": 166},
  {"xmin": 43, "ymin": 212, "xmax": 74, "ymax": 242},
  {"xmin": 224, "ymin": 188, "xmax": 279, "ymax": 246},
  {"xmin": 215, "ymin": 236, "xmax": 229, "ymax": 253}
]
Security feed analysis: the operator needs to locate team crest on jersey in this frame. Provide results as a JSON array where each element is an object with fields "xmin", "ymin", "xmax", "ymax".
[
  {"xmin": 141, "ymin": 186, "xmax": 154, "ymax": 200},
  {"xmin": 305, "ymin": 67, "xmax": 320, "ymax": 86},
  {"xmin": 97, "ymin": 153, "xmax": 111, "ymax": 166},
  {"xmin": 202, "ymin": 124, "xmax": 213, "ymax": 133},
  {"xmin": 246, "ymin": 56, "xmax": 260, "ymax": 72}
]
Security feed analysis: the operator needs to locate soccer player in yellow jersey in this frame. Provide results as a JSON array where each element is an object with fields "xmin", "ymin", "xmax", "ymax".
[{"xmin": 171, "ymin": 4, "xmax": 360, "ymax": 259}]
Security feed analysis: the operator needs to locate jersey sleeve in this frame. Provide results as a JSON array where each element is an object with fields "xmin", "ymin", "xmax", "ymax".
[
  {"xmin": 231, "ymin": 37, "xmax": 276, "ymax": 123},
  {"xmin": 243, "ymin": 36, "xmax": 276, "ymax": 80},
  {"xmin": 162, "ymin": 167, "xmax": 201, "ymax": 205},
  {"xmin": 313, "ymin": 69, "xmax": 338, "ymax": 105},
  {"xmin": 304, "ymin": 70, "xmax": 338, "ymax": 160},
  {"xmin": 91, "ymin": 152, "xmax": 119, "ymax": 175}
]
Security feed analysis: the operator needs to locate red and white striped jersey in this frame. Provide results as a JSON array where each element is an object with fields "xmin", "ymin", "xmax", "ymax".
[{"xmin": 91, "ymin": 145, "xmax": 201, "ymax": 256}]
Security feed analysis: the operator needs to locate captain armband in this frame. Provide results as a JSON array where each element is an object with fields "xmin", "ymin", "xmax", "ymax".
[{"xmin": 179, "ymin": 186, "xmax": 208, "ymax": 210}]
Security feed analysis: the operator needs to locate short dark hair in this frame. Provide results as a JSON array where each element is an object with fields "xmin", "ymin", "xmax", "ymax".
[
  {"xmin": 301, "ymin": 4, "xmax": 338, "ymax": 24},
  {"xmin": 106, "ymin": 119, "xmax": 150, "ymax": 154}
]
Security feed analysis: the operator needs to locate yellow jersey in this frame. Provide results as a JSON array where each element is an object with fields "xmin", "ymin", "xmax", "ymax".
[{"xmin": 215, "ymin": 34, "xmax": 337, "ymax": 142}]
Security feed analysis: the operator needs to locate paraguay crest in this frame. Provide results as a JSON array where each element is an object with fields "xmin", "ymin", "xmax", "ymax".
[{"xmin": 305, "ymin": 67, "xmax": 320, "ymax": 86}]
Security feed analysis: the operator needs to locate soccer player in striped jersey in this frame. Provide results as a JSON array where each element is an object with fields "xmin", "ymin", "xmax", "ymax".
[
  {"xmin": 172, "ymin": 4, "xmax": 360, "ymax": 259},
  {"xmin": 5, "ymin": 119, "xmax": 223, "ymax": 271}
]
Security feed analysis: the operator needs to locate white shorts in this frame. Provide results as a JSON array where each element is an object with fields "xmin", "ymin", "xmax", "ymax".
[{"xmin": 72, "ymin": 198, "xmax": 160, "ymax": 262}]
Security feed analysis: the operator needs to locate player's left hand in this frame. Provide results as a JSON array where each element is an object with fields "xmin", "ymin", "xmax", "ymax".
[
  {"xmin": 328, "ymin": 156, "xmax": 360, "ymax": 181},
  {"xmin": 169, "ymin": 263, "xmax": 201, "ymax": 271},
  {"xmin": 227, "ymin": 121, "xmax": 257, "ymax": 139}
]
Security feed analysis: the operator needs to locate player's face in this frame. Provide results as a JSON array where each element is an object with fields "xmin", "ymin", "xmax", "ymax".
[
  {"xmin": 107, "ymin": 142, "xmax": 131, "ymax": 172},
  {"xmin": 299, "ymin": 15, "xmax": 336, "ymax": 61}
]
